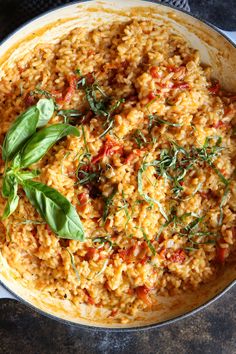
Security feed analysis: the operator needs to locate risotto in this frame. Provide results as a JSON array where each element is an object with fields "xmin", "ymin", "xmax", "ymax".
[{"xmin": 0, "ymin": 20, "xmax": 235, "ymax": 323}]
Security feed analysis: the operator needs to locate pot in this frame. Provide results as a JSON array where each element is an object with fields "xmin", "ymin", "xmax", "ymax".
[{"xmin": 0, "ymin": 0, "xmax": 235, "ymax": 330}]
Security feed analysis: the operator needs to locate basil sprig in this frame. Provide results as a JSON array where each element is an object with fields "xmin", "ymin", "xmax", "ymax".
[
  {"xmin": 2, "ymin": 98, "xmax": 54, "ymax": 161},
  {"xmin": 1, "ymin": 100, "xmax": 85, "ymax": 241}
]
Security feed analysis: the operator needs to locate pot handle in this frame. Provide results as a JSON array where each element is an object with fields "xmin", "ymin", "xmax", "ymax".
[
  {"xmin": 221, "ymin": 31, "xmax": 236, "ymax": 43},
  {"xmin": 0, "ymin": 282, "xmax": 16, "ymax": 300}
]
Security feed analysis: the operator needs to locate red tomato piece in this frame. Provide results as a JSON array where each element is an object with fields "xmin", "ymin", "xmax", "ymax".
[
  {"xmin": 124, "ymin": 149, "xmax": 142, "ymax": 164},
  {"xmin": 24, "ymin": 93, "xmax": 35, "ymax": 107},
  {"xmin": 91, "ymin": 135, "xmax": 122, "ymax": 164},
  {"xmin": 167, "ymin": 65, "xmax": 185, "ymax": 73},
  {"xmin": 136, "ymin": 286, "xmax": 152, "ymax": 306},
  {"xmin": 159, "ymin": 248, "xmax": 167, "ymax": 259},
  {"xmin": 173, "ymin": 82, "xmax": 189, "ymax": 90},
  {"xmin": 216, "ymin": 247, "xmax": 228, "ymax": 263},
  {"xmin": 77, "ymin": 193, "xmax": 87, "ymax": 206},
  {"xmin": 31, "ymin": 227, "xmax": 37, "ymax": 237},
  {"xmin": 208, "ymin": 81, "xmax": 220, "ymax": 95},
  {"xmin": 148, "ymin": 91, "xmax": 157, "ymax": 101},
  {"xmin": 213, "ymin": 120, "xmax": 225, "ymax": 129},
  {"xmin": 85, "ymin": 247, "xmax": 97, "ymax": 261},
  {"xmin": 84, "ymin": 289, "xmax": 95, "ymax": 305},
  {"xmin": 170, "ymin": 249, "xmax": 186, "ymax": 264},
  {"xmin": 64, "ymin": 75, "xmax": 77, "ymax": 103},
  {"xmin": 110, "ymin": 309, "xmax": 118, "ymax": 317},
  {"xmin": 150, "ymin": 66, "xmax": 159, "ymax": 78},
  {"xmin": 46, "ymin": 224, "xmax": 52, "ymax": 235}
]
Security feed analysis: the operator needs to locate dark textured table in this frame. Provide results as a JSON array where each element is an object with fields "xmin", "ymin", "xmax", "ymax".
[{"xmin": 0, "ymin": 1, "xmax": 235, "ymax": 354}]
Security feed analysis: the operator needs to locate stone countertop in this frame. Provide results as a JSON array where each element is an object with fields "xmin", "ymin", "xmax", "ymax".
[
  {"xmin": 0, "ymin": 1, "xmax": 235, "ymax": 353},
  {"xmin": 0, "ymin": 288, "xmax": 235, "ymax": 354}
]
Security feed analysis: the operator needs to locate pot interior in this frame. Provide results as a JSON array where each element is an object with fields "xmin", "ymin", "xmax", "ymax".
[{"xmin": 0, "ymin": 0, "xmax": 235, "ymax": 328}]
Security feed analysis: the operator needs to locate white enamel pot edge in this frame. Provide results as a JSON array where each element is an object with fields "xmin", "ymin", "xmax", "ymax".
[
  {"xmin": 0, "ymin": 0, "xmax": 235, "ymax": 330},
  {"xmin": 0, "ymin": 283, "xmax": 15, "ymax": 299}
]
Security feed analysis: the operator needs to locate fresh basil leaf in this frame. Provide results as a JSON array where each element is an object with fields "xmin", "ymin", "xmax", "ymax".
[
  {"xmin": 2, "ymin": 172, "xmax": 14, "ymax": 198},
  {"xmin": 12, "ymin": 153, "xmax": 21, "ymax": 169},
  {"xmin": 2, "ymin": 180, "xmax": 19, "ymax": 220},
  {"xmin": 17, "ymin": 170, "xmax": 40, "ymax": 181},
  {"xmin": 20, "ymin": 124, "xmax": 80, "ymax": 168},
  {"xmin": 22, "ymin": 180, "xmax": 84, "ymax": 240},
  {"xmin": 2, "ymin": 106, "xmax": 39, "ymax": 161},
  {"xmin": 36, "ymin": 98, "xmax": 54, "ymax": 128}
]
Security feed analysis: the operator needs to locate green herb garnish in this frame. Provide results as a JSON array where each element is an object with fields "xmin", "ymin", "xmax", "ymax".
[
  {"xmin": 76, "ymin": 70, "xmax": 125, "ymax": 137},
  {"xmin": 137, "ymin": 160, "xmax": 168, "ymax": 220},
  {"xmin": 148, "ymin": 115, "xmax": 182, "ymax": 130},
  {"xmin": 58, "ymin": 109, "xmax": 83, "ymax": 125},
  {"xmin": 102, "ymin": 187, "xmax": 118, "ymax": 223},
  {"xmin": 2, "ymin": 98, "xmax": 54, "ymax": 161},
  {"xmin": 133, "ymin": 129, "xmax": 147, "ymax": 148},
  {"xmin": 1, "ymin": 101, "xmax": 84, "ymax": 241},
  {"xmin": 93, "ymin": 236, "xmax": 113, "ymax": 250},
  {"xmin": 141, "ymin": 228, "xmax": 156, "ymax": 255},
  {"xmin": 65, "ymin": 249, "xmax": 80, "ymax": 282}
]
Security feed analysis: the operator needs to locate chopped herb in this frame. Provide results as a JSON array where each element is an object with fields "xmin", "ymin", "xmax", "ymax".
[
  {"xmin": 76, "ymin": 69, "xmax": 124, "ymax": 137},
  {"xmin": 145, "ymin": 95, "xmax": 160, "ymax": 109},
  {"xmin": 183, "ymin": 216, "xmax": 204, "ymax": 233},
  {"xmin": 184, "ymin": 247, "xmax": 197, "ymax": 252},
  {"xmin": 76, "ymin": 169, "xmax": 98, "ymax": 186},
  {"xmin": 95, "ymin": 259, "xmax": 109, "ymax": 278},
  {"xmin": 141, "ymin": 228, "xmax": 156, "ymax": 255},
  {"xmin": 30, "ymin": 87, "xmax": 52, "ymax": 98},
  {"xmin": 176, "ymin": 182, "xmax": 202, "ymax": 201},
  {"xmin": 93, "ymin": 236, "xmax": 113, "ymax": 250},
  {"xmin": 75, "ymin": 151, "xmax": 99, "ymax": 186},
  {"xmin": 75, "ymin": 154, "xmax": 98, "ymax": 186},
  {"xmin": 179, "ymin": 215, "xmax": 219, "ymax": 248},
  {"xmin": 58, "ymin": 109, "xmax": 83, "ymax": 124},
  {"xmin": 140, "ymin": 137, "xmax": 228, "ymax": 197},
  {"xmin": 65, "ymin": 249, "xmax": 80, "ymax": 282},
  {"xmin": 148, "ymin": 114, "xmax": 182, "ymax": 129},
  {"xmin": 138, "ymin": 160, "xmax": 168, "ymax": 220},
  {"xmin": 133, "ymin": 129, "xmax": 147, "ymax": 148},
  {"xmin": 102, "ymin": 186, "xmax": 118, "ymax": 223},
  {"xmin": 81, "ymin": 125, "xmax": 89, "ymax": 154},
  {"xmin": 157, "ymin": 209, "xmax": 217, "ymax": 249},
  {"xmin": 118, "ymin": 190, "xmax": 132, "ymax": 228}
]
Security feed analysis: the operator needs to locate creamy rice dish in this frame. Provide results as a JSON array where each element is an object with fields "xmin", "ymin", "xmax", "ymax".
[{"xmin": 0, "ymin": 20, "xmax": 235, "ymax": 323}]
